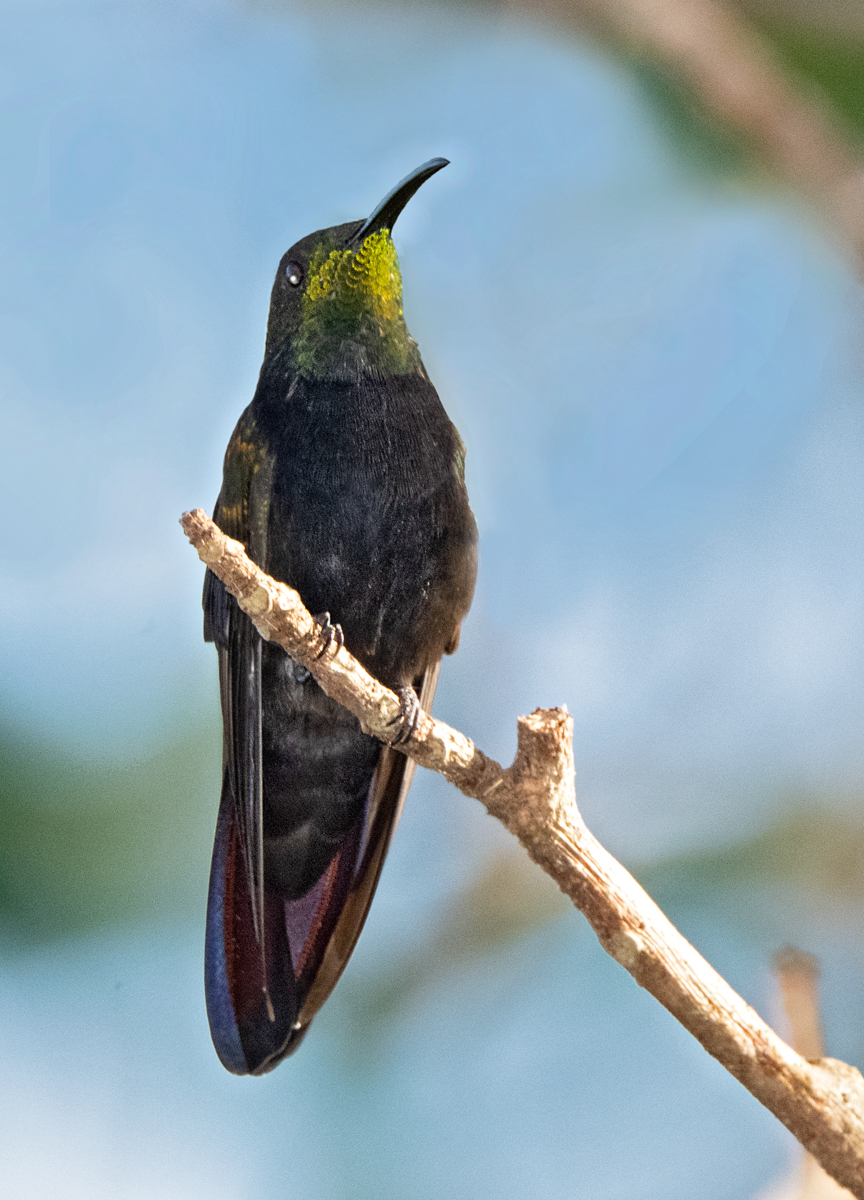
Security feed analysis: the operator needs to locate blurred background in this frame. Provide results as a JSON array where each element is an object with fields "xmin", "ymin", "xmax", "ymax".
[{"xmin": 2, "ymin": 0, "xmax": 864, "ymax": 1195}]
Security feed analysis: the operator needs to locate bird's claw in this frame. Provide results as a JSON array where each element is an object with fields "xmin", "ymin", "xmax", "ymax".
[
  {"xmin": 313, "ymin": 612, "xmax": 344, "ymax": 660},
  {"xmin": 389, "ymin": 685, "xmax": 422, "ymax": 746}
]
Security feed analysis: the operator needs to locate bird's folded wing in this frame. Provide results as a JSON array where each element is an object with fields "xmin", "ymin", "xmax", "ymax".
[{"xmin": 294, "ymin": 658, "xmax": 441, "ymax": 1029}]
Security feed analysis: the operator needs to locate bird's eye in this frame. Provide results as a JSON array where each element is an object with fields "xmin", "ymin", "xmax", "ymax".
[{"xmin": 285, "ymin": 261, "xmax": 303, "ymax": 288}]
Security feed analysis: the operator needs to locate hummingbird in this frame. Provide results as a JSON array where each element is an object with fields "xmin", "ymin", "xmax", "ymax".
[{"xmin": 202, "ymin": 159, "xmax": 478, "ymax": 1075}]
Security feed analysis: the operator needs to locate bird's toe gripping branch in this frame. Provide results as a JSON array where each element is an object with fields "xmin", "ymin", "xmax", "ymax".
[
  {"xmin": 312, "ymin": 612, "xmax": 345, "ymax": 660},
  {"xmin": 388, "ymin": 685, "xmax": 422, "ymax": 746}
]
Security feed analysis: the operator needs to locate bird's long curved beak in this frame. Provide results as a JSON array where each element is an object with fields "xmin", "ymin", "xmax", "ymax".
[{"xmin": 347, "ymin": 157, "xmax": 449, "ymax": 247}]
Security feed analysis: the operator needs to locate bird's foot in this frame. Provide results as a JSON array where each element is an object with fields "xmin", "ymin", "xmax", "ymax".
[
  {"xmin": 313, "ymin": 612, "xmax": 344, "ymax": 660},
  {"xmin": 389, "ymin": 685, "xmax": 422, "ymax": 746}
]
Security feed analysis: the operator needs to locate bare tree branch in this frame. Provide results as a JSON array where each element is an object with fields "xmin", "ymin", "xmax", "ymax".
[{"xmin": 182, "ymin": 507, "xmax": 864, "ymax": 1196}]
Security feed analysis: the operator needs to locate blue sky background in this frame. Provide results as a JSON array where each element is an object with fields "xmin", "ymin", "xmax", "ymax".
[{"xmin": 1, "ymin": 0, "xmax": 864, "ymax": 1196}]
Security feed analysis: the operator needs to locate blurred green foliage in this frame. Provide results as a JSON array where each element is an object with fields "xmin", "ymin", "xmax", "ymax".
[
  {"xmin": 3, "ymin": 688, "xmax": 861, "ymax": 971},
  {"xmin": 339, "ymin": 849, "xmax": 570, "ymax": 1041},
  {"xmin": 626, "ymin": 16, "xmax": 864, "ymax": 183},
  {"xmin": 751, "ymin": 18, "xmax": 864, "ymax": 137},
  {"xmin": 0, "ymin": 723, "xmax": 220, "ymax": 943},
  {"xmin": 337, "ymin": 803, "xmax": 864, "ymax": 1050},
  {"xmin": 630, "ymin": 60, "xmax": 753, "ymax": 179},
  {"xmin": 645, "ymin": 805, "xmax": 864, "ymax": 900}
]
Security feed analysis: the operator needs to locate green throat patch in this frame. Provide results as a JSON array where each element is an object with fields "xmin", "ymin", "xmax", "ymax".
[{"xmin": 295, "ymin": 230, "xmax": 420, "ymax": 380}]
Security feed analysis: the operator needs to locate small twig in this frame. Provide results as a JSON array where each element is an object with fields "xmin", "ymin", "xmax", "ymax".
[
  {"xmin": 182, "ymin": 508, "xmax": 864, "ymax": 1196},
  {"xmin": 770, "ymin": 950, "xmax": 855, "ymax": 1198},
  {"xmin": 775, "ymin": 947, "xmax": 826, "ymax": 1062}
]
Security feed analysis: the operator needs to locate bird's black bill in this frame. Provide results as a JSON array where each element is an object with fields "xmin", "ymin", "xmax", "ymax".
[{"xmin": 347, "ymin": 157, "xmax": 449, "ymax": 247}]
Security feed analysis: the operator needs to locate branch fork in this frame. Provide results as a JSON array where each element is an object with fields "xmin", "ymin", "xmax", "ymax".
[{"xmin": 182, "ymin": 507, "xmax": 864, "ymax": 1196}]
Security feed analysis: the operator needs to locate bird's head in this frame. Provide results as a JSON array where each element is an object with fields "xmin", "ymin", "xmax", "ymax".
[{"xmin": 263, "ymin": 158, "xmax": 448, "ymax": 382}]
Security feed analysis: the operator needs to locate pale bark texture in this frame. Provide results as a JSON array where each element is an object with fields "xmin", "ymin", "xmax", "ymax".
[{"xmin": 182, "ymin": 508, "xmax": 864, "ymax": 1196}]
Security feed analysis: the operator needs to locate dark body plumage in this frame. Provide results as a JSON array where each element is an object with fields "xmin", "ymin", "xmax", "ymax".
[{"xmin": 202, "ymin": 167, "xmax": 477, "ymax": 1075}]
